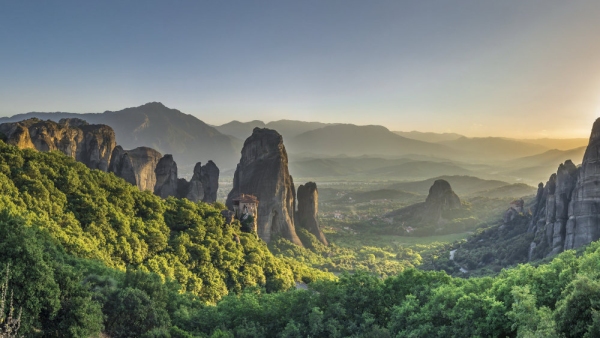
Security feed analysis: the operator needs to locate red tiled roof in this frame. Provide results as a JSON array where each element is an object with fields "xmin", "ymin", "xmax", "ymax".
[{"xmin": 233, "ymin": 194, "xmax": 259, "ymax": 204}]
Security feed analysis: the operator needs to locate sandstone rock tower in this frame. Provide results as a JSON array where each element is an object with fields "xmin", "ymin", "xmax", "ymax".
[
  {"xmin": 226, "ymin": 128, "xmax": 303, "ymax": 246},
  {"xmin": 296, "ymin": 182, "xmax": 328, "ymax": 245}
]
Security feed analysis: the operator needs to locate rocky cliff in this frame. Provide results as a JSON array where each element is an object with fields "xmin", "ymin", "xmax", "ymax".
[
  {"xmin": 0, "ymin": 118, "xmax": 116, "ymax": 171},
  {"xmin": 296, "ymin": 182, "xmax": 328, "ymax": 245},
  {"xmin": 108, "ymin": 146, "xmax": 163, "ymax": 191},
  {"xmin": 200, "ymin": 161, "xmax": 219, "ymax": 203},
  {"xmin": 0, "ymin": 117, "xmax": 221, "ymax": 202},
  {"xmin": 528, "ymin": 117, "xmax": 600, "ymax": 259},
  {"xmin": 154, "ymin": 155, "xmax": 179, "ymax": 198},
  {"xmin": 385, "ymin": 179, "xmax": 463, "ymax": 233},
  {"xmin": 226, "ymin": 128, "xmax": 302, "ymax": 246},
  {"xmin": 178, "ymin": 161, "xmax": 220, "ymax": 203},
  {"xmin": 423, "ymin": 179, "xmax": 462, "ymax": 222}
]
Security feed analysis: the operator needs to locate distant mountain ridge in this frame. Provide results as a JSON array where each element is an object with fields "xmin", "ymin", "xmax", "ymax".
[
  {"xmin": 218, "ymin": 120, "xmax": 585, "ymax": 165},
  {"xmin": 286, "ymin": 124, "xmax": 454, "ymax": 158},
  {"xmin": 439, "ymin": 137, "xmax": 549, "ymax": 161},
  {"xmin": 287, "ymin": 157, "xmax": 471, "ymax": 179},
  {"xmin": 1, "ymin": 104, "xmax": 586, "ymax": 177},
  {"xmin": 0, "ymin": 102, "xmax": 241, "ymax": 170},
  {"xmin": 215, "ymin": 119, "xmax": 334, "ymax": 141},
  {"xmin": 393, "ymin": 131, "xmax": 465, "ymax": 143}
]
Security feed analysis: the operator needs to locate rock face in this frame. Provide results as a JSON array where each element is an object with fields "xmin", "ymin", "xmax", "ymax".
[
  {"xmin": 226, "ymin": 128, "xmax": 302, "ymax": 246},
  {"xmin": 296, "ymin": 182, "xmax": 328, "ymax": 245},
  {"xmin": 154, "ymin": 155, "xmax": 179, "ymax": 198},
  {"xmin": 0, "ymin": 118, "xmax": 116, "ymax": 171},
  {"xmin": 0, "ymin": 117, "xmax": 222, "ymax": 202},
  {"xmin": 175, "ymin": 161, "xmax": 220, "ymax": 203},
  {"xmin": 182, "ymin": 163, "xmax": 204, "ymax": 202},
  {"xmin": 385, "ymin": 179, "xmax": 462, "ymax": 229},
  {"xmin": 528, "ymin": 118, "xmax": 600, "ymax": 259},
  {"xmin": 200, "ymin": 161, "xmax": 219, "ymax": 203},
  {"xmin": 108, "ymin": 146, "xmax": 163, "ymax": 191},
  {"xmin": 423, "ymin": 179, "xmax": 462, "ymax": 222},
  {"xmin": 565, "ymin": 119, "xmax": 600, "ymax": 250},
  {"xmin": 528, "ymin": 161, "xmax": 579, "ymax": 258}
]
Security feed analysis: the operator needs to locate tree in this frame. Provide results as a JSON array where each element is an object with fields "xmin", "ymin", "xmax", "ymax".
[{"xmin": 0, "ymin": 265, "xmax": 21, "ymax": 338}]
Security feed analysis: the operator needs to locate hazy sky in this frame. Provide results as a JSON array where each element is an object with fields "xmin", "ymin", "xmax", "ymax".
[{"xmin": 2, "ymin": 1, "xmax": 600, "ymax": 138}]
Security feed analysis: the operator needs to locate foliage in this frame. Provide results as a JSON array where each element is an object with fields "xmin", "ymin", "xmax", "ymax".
[
  {"xmin": 182, "ymin": 243, "xmax": 600, "ymax": 337},
  {"xmin": 270, "ymin": 229, "xmax": 423, "ymax": 278},
  {"xmin": 3, "ymin": 141, "xmax": 600, "ymax": 336},
  {"xmin": 0, "ymin": 142, "xmax": 328, "ymax": 335}
]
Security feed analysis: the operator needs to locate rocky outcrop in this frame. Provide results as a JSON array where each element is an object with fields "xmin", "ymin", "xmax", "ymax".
[
  {"xmin": 175, "ymin": 161, "xmax": 220, "ymax": 203},
  {"xmin": 296, "ymin": 182, "xmax": 328, "ymax": 245},
  {"xmin": 226, "ymin": 128, "xmax": 302, "ymax": 246},
  {"xmin": 528, "ymin": 118, "xmax": 600, "ymax": 259},
  {"xmin": 200, "ymin": 161, "xmax": 219, "ymax": 203},
  {"xmin": 184, "ymin": 164, "xmax": 205, "ymax": 202},
  {"xmin": 423, "ymin": 179, "xmax": 462, "ymax": 222},
  {"xmin": 528, "ymin": 161, "xmax": 579, "ymax": 259},
  {"xmin": 108, "ymin": 146, "xmax": 163, "ymax": 191},
  {"xmin": 503, "ymin": 199, "xmax": 525, "ymax": 223},
  {"xmin": 0, "ymin": 118, "xmax": 116, "ymax": 171},
  {"xmin": 385, "ymin": 179, "xmax": 462, "ymax": 231},
  {"xmin": 564, "ymin": 119, "xmax": 600, "ymax": 250},
  {"xmin": 154, "ymin": 155, "xmax": 179, "ymax": 198},
  {"xmin": 0, "ymin": 117, "xmax": 221, "ymax": 201}
]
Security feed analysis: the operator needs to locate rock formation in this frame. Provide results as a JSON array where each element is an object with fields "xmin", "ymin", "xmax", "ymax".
[
  {"xmin": 108, "ymin": 146, "xmax": 163, "ymax": 191},
  {"xmin": 528, "ymin": 117, "xmax": 600, "ymax": 259},
  {"xmin": 528, "ymin": 161, "xmax": 579, "ymax": 259},
  {"xmin": 423, "ymin": 179, "xmax": 462, "ymax": 222},
  {"xmin": 385, "ymin": 179, "xmax": 462, "ymax": 229},
  {"xmin": 200, "ymin": 161, "xmax": 219, "ymax": 203},
  {"xmin": 0, "ymin": 117, "xmax": 221, "ymax": 202},
  {"xmin": 503, "ymin": 199, "xmax": 525, "ymax": 224},
  {"xmin": 184, "ymin": 164, "xmax": 205, "ymax": 202},
  {"xmin": 296, "ymin": 182, "xmax": 328, "ymax": 245},
  {"xmin": 226, "ymin": 128, "xmax": 302, "ymax": 246},
  {"xmin": 565, "ymin": 120, "xmax": 600, "ymax": 250},
  {"xmin": 154, "ymin": 155, "xmax": 179, "ymax": 198},
  {"xmin": 0, "ymin": 118, "xmax": 116, "ymax": 171},
  {"xmin": 174, "ymin": 161, "xmax": 220, "ymax": 203}
]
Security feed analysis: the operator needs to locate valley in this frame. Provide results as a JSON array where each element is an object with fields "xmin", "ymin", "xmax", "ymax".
[
  {"xmin": 4, "ymin": 2, "xmax": 600, "ymax": 336},
  {"xmin": 0, "ymin": 102, "xmax": 593, "ymax": 337}
]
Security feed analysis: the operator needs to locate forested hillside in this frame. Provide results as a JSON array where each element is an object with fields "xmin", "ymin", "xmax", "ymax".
[
  {"xmin": 172, "ymin": 243, "xmax": 600, "ymax": 337},
  {"xmin": 0, "ymin": 141, "xmax": 328, "ymax": 336},
  {"xmin": 1, "ymin": 140, "xmax": 600, "ymax": 337}
]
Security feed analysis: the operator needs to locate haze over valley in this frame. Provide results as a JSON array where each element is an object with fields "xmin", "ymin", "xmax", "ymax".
[{"xmin": 2, "ymin": 1, "xmax": 600, "ymax": 337}]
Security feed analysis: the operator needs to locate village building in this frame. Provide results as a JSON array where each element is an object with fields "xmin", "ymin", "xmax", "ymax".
[{"xmin": 232, "ymin": 194, "xmax": 259, "ymax": 233}]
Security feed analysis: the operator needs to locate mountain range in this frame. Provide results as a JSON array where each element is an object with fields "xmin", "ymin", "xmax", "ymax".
[
  {"xmin": 0, "ymin": 102, "xmax": 588, "ymax": 179},
  {"xmin": 0, "ymin": 102, "xmax": 241, "ymax": 171}
]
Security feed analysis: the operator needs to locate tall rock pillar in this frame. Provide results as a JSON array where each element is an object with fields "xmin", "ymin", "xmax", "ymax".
[
  {"xmin": 226, "ymin": 128, "xmax": 303, "ymax": 246},
  {"xmin": 296, "ymin": 182, "xmax": 328, "ymax": 245}
]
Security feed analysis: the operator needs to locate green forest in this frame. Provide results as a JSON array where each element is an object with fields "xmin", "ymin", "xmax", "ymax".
[{"xmin": 0, "ymin": 141, "xmax": 599, "ymax": 337}]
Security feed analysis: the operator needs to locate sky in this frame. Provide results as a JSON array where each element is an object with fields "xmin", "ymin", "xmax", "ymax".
[{"xmin": 1, "ymin": 1, "xmax": 600, "ymax": 138}]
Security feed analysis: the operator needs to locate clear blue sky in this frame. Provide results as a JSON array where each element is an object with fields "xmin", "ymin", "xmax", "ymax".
[{"xmin": 2, "ymin": 1, "xmax": 600, "ymax": 138}]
